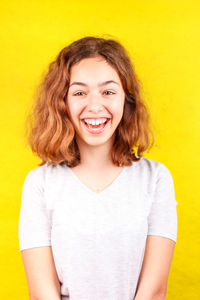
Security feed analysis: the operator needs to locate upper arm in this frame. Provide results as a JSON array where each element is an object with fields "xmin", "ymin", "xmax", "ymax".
[
  {"xmin": 19, "ymin": 167, "xmax": 61, "ymax": 299},
  {"xmin": 134, "ymin": 163, "xmax": 178, "ymax": 299},
  {"xmin": 18, "ymin": 168, "xmax": 52, "ymax": 250},
  {"xmin": 134, "ymin": 236, "xmax": 176, "ymax": 299},
  {"xmin": 21, "ymin": 246, "xmax": 61, "ymax": 300}
]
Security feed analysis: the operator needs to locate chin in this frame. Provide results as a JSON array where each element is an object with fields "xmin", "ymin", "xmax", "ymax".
[{"xmin": 80, "ymin": 135, "xmax": 113, "ymax": 147}]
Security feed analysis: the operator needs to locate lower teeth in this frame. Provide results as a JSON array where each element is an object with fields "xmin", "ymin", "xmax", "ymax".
[
  {"xmin": 84, "ymin": 121, "xmax": 107, "ymax": 130},
  {"xmin": 87, "ymin": 124, "xmax": 105, "ymax": 130}
]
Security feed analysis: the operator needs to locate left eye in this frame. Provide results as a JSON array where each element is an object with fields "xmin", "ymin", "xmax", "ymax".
[{"xmin": 104, "ymin": 90, "xmax": 115, "ymax": 95}]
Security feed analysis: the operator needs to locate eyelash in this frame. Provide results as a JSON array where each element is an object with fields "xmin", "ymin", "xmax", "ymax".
[{"xmin": 73, "ymin": 90, "xmax": 115, "ymax": 96}]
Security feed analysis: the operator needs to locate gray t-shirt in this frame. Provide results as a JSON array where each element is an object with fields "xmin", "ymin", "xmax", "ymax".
[{"xmin": 18, "ymin": 157, "xmax": 178, "ymax": 300}]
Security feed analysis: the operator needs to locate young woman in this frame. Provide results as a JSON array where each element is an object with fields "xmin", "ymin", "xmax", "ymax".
[{"xmin": 18, "ymin": 36, "xmax": 178, "ymax": 300}]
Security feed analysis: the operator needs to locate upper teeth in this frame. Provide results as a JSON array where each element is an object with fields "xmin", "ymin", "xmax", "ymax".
[{"xmin": 84, "ymin": 118, "xmax": 108, "ymax": 125}]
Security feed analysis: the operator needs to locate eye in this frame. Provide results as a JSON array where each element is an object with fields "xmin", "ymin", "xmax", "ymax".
[
  {"xmin": 104, "ymin": 90, "xmax": 115, "ymax": 95},
  {"xmin": 73, "ymin": 91, "xmax": 85, "ymax": 96}
]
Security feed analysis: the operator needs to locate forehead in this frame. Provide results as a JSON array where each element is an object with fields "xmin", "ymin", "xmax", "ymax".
[{"xmin": 69, "ymin": 57, "xmax": 121, "ymax": 83}]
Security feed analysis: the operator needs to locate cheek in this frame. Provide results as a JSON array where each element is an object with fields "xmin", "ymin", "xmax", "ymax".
[
  {"xmin": 109, "ymin": 98, "xmax": 125, "ymax": 118},
  {"xmin": 67, "ymin": 99, "xmax": 83, "ymax": 120}
]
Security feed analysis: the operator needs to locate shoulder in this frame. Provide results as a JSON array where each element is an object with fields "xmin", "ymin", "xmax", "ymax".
[
  {"xmin": 23, "ymin": 162, "xmax": 66, "ymax": 188},
  {"xmin": 134, "ymin": 157, "xmax": 175, "ymax": 192},
  {"xmin": 137, "ymin": 156, "xmax": 173, "ymax": 178},
  {"xmin": 23, "ymin": 163, "xmax": 47, "ymax": 186}
]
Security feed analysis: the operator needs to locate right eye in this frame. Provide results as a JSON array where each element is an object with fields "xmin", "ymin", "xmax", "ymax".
[{"xmin": 73, "ymin": 91, "xmax": 85, "ymax": 96}]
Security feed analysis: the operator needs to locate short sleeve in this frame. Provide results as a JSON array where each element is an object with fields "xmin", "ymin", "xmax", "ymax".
[
  {"xmin": 18, "ymin": 167, "xmax": 51, "ymax": 251},
  {"xmin": 147, "ymin": 163, "xmax": 178, "ymax": 243}
]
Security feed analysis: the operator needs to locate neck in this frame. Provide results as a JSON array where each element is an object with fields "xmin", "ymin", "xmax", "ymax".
[{"xmin": 75, "ymin": 136, "xmax": 115, "ymax": 172}]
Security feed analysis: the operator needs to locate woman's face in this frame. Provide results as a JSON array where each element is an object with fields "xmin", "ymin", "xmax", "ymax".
[{"xmin": 66, "ymin": 56, "xmax": 125, "ymax": 148}]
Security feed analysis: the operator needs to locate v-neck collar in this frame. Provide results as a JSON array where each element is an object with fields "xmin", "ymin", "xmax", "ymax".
[{"xmin": 66, "ymin": 164, "xmax": 130, "ymax": 197}]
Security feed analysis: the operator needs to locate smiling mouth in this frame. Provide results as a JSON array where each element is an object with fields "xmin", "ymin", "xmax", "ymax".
[{"xmin": 81, "ymin": 118, "xmax": 111, "ymax": 134}]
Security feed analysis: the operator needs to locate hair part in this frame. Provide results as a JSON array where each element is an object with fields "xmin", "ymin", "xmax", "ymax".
[{"xmin": 25, "ymin": 36, "xmax": 154, "ymax": 167}]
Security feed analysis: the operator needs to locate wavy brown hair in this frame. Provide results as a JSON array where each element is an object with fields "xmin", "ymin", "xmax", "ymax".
[{"xmin": 25, "ymin": 36, "xmax": 154, "ymax": 167}]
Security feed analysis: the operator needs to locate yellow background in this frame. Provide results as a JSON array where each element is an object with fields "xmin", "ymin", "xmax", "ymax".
[{"xmin": 1, "ymin": 0, "xmax": 200, "ymax": 299}]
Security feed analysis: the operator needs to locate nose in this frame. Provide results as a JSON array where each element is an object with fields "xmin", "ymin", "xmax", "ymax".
[
  {"xmin": 87, "ymin": 93, "xmax": 104, "ymax": 112},
  {"xmin": 88, "ymin": 104, "xmax": 104, "ymax": 113}
]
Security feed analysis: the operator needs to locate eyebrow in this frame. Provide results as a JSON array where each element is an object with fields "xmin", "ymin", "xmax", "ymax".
[{"xmin": 69, "ymin": 80, "xmax": 120, "ymax": 88}]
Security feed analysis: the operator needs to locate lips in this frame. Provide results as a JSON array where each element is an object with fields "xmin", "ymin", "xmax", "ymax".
[{"xmin": 81, "ymin": 117, "xmax": 111, "ymax": 120}]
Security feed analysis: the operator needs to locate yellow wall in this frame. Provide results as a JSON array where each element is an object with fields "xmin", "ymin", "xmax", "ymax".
[{"xmin": 1, "ymin": 0, "xmax": 199, "ymax": 299}]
